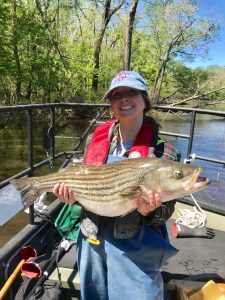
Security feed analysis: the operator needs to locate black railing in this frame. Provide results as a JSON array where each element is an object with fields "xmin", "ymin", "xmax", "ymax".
[
  {"xmin": 0, "ymin": 103, "xmax": 109, "ymax": 189},
  {"xmin": 1, "ymin": 103, "xmax": 225, "ymax": 188},
  {"xmin": 155, "ymin": 105, "xmax": 225, "ymax": 165},
  {"xmin": 0, "ymin": 103, "xmax": 108, "ymax": 224},
  {"xmin": 1, "ymin": 103, "xmax": 225, "ymax": 223}
]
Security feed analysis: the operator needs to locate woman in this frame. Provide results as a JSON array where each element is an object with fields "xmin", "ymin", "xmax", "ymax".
[{"xmin": 53, "ymin": 71, "xmax": 180, "ymax": 300}]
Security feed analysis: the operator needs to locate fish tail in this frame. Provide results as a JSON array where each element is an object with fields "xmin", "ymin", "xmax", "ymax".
[
  {"xmin": 10, "ymin": 177, "xmax": 40, "ymax": 208},
  {"xmin": 10, "ymin": 177, "xmax": 39, "ymax": 188}
]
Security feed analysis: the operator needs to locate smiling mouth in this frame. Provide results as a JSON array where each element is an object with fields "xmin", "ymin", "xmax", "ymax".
[{"xmin": 120, "ymin": 105, "xmax": 134, "ymax": 111}]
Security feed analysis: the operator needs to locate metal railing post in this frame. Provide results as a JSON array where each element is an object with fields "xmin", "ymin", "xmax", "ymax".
[
  {"xmin": 50, "ymin": 107, "xmax": 55, "ymax": 159},
  {"xmin": 27, "ymin": 108, "xmax": 34, "ymax": 224},
  {"xmin": 187, "ymin": 110, "xmax": 196, "ymax": 159}
]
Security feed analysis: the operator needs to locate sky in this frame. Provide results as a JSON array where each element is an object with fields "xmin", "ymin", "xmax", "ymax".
[{"xmin": 185, "ymin": 0, "xmax": 225, "ymax": 69}]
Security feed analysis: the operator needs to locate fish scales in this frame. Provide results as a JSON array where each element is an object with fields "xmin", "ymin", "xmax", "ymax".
[
  {"xmin": 37, "ymin": 169, "xmax": 139, "ymax": 188},
  {"xmin": 36, "ymin": 164, "xmax": 142, "ymax": 194},
  {"xmin": 10, "ymin": 157, "xmax": 210, "ymax": 217},
  {"xmin": 42, "ymin": 168, "xmax": 137, "ymax": 184},
  {"xmin": 37, "ymin": 172, "xmax": 141, "ymax": 200},
  {"xmin": 59, "ymin": 170, "xmax": 140, "ymax": 189}
]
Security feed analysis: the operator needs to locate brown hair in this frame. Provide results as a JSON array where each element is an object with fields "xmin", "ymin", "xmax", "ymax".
[{"xmin": 142, "ymin": 91, "xmax": 152, "ymax": 114}]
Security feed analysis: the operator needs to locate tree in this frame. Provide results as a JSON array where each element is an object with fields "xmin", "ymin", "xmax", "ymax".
[
  {"xmin": 0, "ymin": 0, "xmax": 224, "ymax": 108},
  {"xmin": 123, "ymin": 0, "xmax": 139, "ymax": 70},
  {"xmin": 143, "ymin": 0, "xmax": 219, "ymax": 103},
  {"xmin": 91, "ymin": 0, "xmax": 124, "ymax": 90}
]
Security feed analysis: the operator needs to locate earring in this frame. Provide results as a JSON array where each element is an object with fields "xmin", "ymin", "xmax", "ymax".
[{"xmin": 110, "ymin": 111, "xmax": 114, "ymax": 119}]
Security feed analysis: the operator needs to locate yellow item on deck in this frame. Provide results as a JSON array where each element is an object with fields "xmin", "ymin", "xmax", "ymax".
[{"xmin": 189, "ymin": 280, "xmax": 225, "ymax": 300}]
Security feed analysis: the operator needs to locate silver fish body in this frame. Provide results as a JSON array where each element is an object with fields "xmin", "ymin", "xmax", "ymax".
[{"xmin": 10, "ymin": 158, "xmax": 210, "ymax": 217}]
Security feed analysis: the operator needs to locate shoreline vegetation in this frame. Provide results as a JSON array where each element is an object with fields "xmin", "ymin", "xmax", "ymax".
[
  {"xmin": 1, "ymin": 103, "xmax": 224, "ymax": 132},
  {"xmin": 0, "ymin": 1, "xmax": 225, "ymax": 109},
  {"xmin": 152, "ymin": 103, "xmax": 225, "ymax": 122}
]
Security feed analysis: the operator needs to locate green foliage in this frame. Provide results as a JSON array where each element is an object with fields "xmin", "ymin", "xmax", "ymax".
[{"xmin": 0, "ymin": 0, "xmax": 224, "ymax": 107}]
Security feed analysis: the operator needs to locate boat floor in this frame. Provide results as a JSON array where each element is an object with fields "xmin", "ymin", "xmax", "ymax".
[
  {"xmin": 161, "ymin": 220, "xmax": 225, "ymax": 283},
  {"xmin": 51, "ymin": 219, "xmax": 225, "ymax": 299}
]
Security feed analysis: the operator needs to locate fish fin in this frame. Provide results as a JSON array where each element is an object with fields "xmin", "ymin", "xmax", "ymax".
[
  {"xmin": 119, "ymin": 186, "xmax": 142, "ymax": 198},
  {"xmin": 59, "ymin": 161, "xmax": 84, "ymax": 172},
  {"xmin": 10, "ymin": 178, "xmax": 40, "ymax": 208},
  {"xmin": 22, "ymin": 189, "xmax": 40, "ymax": 208},
  {"xmin": 10, "ymin": 177, "xmax": 38, "ymax": 188}
]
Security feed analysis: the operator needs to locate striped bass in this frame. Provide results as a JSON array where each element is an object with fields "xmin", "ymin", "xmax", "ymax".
[{"xmin": 10, "ymin": 158, "xmax": 210, "ymax": 217}]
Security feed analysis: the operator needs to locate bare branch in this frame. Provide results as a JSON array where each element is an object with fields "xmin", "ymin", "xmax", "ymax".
[{"xmin": 167, "ymin": 86, "xmax": 225, "ymax": 107}]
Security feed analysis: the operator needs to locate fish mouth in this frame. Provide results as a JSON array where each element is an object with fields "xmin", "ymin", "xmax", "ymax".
[{"xmin": 183, "ymin": 167, "xmax": 210, "ymax": 192}]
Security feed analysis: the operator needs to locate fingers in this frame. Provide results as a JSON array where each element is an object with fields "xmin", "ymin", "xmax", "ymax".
[
  {"xmin": 136, "ymin": 191, "xmax": 161, "ymax": 216},
  {"xmin": 53, "ymin": 183, "xmax": 75, "ymax": 204}
]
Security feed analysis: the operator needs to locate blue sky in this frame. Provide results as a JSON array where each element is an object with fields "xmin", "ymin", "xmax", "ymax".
[{"xmin": 185, "ymin": 0, "xmax": 225, "ymax": 69}]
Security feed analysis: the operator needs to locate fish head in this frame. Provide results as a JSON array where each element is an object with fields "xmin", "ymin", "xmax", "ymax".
[{"xmin": 141, "ymin": 160, "xmax": 210, "ymax": 201}]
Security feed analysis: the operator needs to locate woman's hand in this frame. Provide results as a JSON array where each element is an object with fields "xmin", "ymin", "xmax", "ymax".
[
  {"xmin": 53, "ymin": 183, "xmax": 76, "ymax": 204},
  {"xmin": 135, "ymin": 191, "xmax": 161, "ymax": 216}
]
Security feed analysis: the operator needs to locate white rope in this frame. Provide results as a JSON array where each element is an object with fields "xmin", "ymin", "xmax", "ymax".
[
  {"xmin": 176, "ymin": 153, "xmax": 207, "ymax": 228},
  {"xmin": 176, "ymin": 194, "xmax": 207, "ymax": 228}
]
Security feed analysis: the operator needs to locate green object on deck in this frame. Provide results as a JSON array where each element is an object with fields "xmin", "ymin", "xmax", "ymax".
[{"xmin": 55, "ymin": 204, "xmax": 82, "ymax": 241}]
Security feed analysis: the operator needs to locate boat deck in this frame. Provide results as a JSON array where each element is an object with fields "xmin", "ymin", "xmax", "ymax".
[
  {"xmin": 162, "ymin": 219, "xmax": 225, "ymax": 283},
  {"xmin": 49, "ymin": 214, "xmax": 225, "ymax": 299}
]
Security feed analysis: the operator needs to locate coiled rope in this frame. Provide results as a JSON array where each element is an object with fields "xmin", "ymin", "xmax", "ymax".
[
  {"xmin": 175, "ymin": 153, "xmax": 207, "ymax": 228},
  {"xmin": 176, "ymin": 194, "xmax": 206, "ymax": 228}
]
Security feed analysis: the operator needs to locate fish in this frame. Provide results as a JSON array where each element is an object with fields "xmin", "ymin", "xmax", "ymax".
[{"xmin": 10, "ymin": 157, "xmax": 210, "ymax": 217}]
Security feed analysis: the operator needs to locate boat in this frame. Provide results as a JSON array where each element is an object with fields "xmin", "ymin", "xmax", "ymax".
[{"xmin": 0, "ymin": 103, "xmax": 225, "ymax": 299}]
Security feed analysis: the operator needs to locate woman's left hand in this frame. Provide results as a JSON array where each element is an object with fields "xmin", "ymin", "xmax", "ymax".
[{"xmin": 135, "ymin": 191, "xmax": 161, "ymax": 216}]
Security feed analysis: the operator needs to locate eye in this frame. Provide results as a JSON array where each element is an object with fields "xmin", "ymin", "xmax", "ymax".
[
  {"xmin": 111, "ymin": 93, "xmax": 121, "ymax": 100},
  {"xmin": 174, "ymin": 170, "xmax": 183, "ymax": 179},
  {"xmin": 128, "ymin": 90, "xmax": 138, "ymax": 97}
]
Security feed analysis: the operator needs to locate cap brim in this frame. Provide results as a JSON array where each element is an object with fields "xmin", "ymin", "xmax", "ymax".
[{"xmin": 103, "ymin": 84, "xmax": 146, "ymax": 101}]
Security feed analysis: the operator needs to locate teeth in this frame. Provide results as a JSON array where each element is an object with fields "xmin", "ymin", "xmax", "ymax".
[{"xmin": 120, "ymin": 105, "xmax": 133, "ymax": 110}]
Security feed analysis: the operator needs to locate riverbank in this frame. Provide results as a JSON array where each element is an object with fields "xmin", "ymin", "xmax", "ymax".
[{"xmin": 152, "ymin": 103, "xmax": 225, "ymax": 122}]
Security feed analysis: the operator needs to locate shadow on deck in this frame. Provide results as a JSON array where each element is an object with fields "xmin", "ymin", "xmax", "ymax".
[{"xmin": 162, "ymin": 220, "xmax": 225, "ymax": 284}]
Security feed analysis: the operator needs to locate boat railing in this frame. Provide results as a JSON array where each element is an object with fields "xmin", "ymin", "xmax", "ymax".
[
  {"xmin": 0, "ymin": 103, "xmax": 109, "ymax": 188},
  {"xmin": 0, "ymin": 103, "xmax": 109, "ymax": 224},
  {"xmin": 1, "ymin": 103, "xmax": 225, "ymax": 223},
  {"xmin": 155, "ymin": 105, "xmax": 225, "ymax": 165}
]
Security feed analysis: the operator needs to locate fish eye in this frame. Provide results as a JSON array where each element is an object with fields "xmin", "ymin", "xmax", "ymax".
[{"xmin": 174, "ymin": 170, "xmax": 183, "ymax": 178}]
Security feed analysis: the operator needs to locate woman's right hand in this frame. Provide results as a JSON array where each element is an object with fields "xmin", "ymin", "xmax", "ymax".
[{"xmin": 53, "ymin": 183, "xmax": 76, "ymax": 204}]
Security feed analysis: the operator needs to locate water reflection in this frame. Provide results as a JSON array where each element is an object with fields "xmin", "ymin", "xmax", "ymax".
[
  {"xmin": 161, "ymin": 118, "xmax": 225, "ymax": 207},
  {"xmin": 0, "ymin": 120, "xmax": 89, "ymax": 247}
]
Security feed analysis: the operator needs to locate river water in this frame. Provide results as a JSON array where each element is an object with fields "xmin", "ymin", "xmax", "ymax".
[
  {"xmin": 162, "ymin": 118, "xmax": 225, "ymax": 208},
  {"xmin": 0, "ymin": 117, "xmax": 225, "ymax": 247}
]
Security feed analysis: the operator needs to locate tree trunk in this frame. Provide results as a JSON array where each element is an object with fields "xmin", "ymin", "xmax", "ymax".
[
  {"xmin": 92, "ymin": 30, "xmax": 106, "ymax": 90},
  {"xmin": 123, "ymin": 0, "xmax": 139, "ymax": 70},
  {"xmin": 12, "ymin": 0, "xmax": 22, "ymax": 100},
  {"xmin": 91, "ymin": 0, "xmax": 124, "ymax": 90}
]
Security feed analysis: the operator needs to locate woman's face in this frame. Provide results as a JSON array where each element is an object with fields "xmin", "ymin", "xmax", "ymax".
[{"xmin": 110, "ymin": 87, "xmax": 145, "ymax": 122}]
